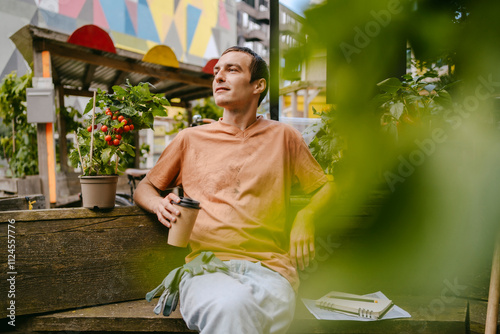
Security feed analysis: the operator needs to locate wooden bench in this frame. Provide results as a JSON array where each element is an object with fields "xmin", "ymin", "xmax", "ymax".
[{"xmin": 0, "ymin": 205, "xmax": 495, "ymax": 333}]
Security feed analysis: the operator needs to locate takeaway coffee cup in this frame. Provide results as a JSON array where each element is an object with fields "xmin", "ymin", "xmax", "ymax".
[{"xmin": 167, "ymin": 197, "xmax": 201, "ymax": 247}]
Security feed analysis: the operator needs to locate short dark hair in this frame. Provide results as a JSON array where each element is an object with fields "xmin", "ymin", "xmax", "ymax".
[{"xmin": 221, "ymin": 46, "xmax": 269, "ymax": 106}]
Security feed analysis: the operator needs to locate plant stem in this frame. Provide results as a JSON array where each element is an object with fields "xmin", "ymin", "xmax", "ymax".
[
  {"xmin": 115, "ymin": 154, "xmax": 119, "ymax": 174},
  {"xmin": 75, "ymin": 131, "xmax": 84, "ymax": 172},
  {"xmin": 89, "ymin": 91, "xmax": 96, "ymax": 173},
  {"xmin": 11, "ymin": 118, "xmax": 15, "ymax": 153}
]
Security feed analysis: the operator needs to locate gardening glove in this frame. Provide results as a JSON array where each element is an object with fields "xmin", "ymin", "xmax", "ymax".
[{"xmin": 145, "ymin": 251, "xmax": 229, "ymax": 316}]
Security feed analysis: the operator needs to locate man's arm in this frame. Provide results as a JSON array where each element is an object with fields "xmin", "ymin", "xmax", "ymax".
[
  {"xmin": 134, "ymin": 175, "xmax": 181, "ymax": 228},
  {"xmin": 289, "ymin": 181, "xmax": 336, "ymax": 270}
]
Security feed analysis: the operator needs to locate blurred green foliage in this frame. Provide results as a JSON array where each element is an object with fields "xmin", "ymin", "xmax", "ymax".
[
  {"xmin": 192, "ymin": 97, "xmax": 223, "ymax": 121},
  {"xmin": 308, "ymin": 106, "xmax": 344, "ymax": 175},
  {"xmin": 166, "ymin": 97, "xmax": 222, "ymax": 135},
  {"xmin": 298, "ymin": 0, "xmax": 500, "ymax": 297},
  {"xmin": 0, "ymin": 71, "xmax": 38, "ymax": 177}
]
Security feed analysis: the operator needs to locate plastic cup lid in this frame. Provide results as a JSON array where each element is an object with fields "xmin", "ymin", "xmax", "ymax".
[{"xmin": 173, "ymin": 197, "xmax": 200, "ymax": 209}]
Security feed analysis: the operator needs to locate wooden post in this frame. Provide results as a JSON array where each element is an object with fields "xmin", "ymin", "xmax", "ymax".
[
  {"xmin": 56, "ymin": 85, "xmax": 68, "ymax": 173},
  {"xmin": 304, "ymin": 89, "xmax": 309, "ymax": 118},
  {"xmin": 485, "ymin": 230, "xmax": 500, "ymax": 334},
  {"xmin": 291, "ymin": 91, "xmax": 298, "ymax": 117},
  {"xmin": 33, "ymin": 50, "xmax": 57, "ymax": 208}
]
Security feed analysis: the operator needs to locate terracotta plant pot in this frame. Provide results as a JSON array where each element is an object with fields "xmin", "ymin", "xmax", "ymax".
[{"xmin": 79, "ymin": 175, "xmax": 118, "ymax": 209}]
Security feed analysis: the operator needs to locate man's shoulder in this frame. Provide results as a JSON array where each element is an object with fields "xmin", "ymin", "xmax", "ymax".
[{"xmin": 258, "ymin": 118, "xmax": 303, "ymax": 137}]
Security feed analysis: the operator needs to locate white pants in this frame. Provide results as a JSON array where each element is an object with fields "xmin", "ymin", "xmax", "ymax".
[{"xmin": 179, "ymin": 260, "xmax": 296, "ymax": 334}]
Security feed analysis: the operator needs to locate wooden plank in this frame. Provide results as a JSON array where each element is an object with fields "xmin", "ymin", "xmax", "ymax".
[
  {"xmin": 0, "ymin": 206, "xmax": 188, "ymax": 317},
  {"xmin": 0, "ymin": 195, "xmax": 45, "ymax": 211},
  {"xmin": 18, "ymin": 299, "xmax": 195, "ymax": 333},
  {"xmin": 37, "ymin": 39, "xmax": 213, "ymax": 88},
  {"xmin": 0, "ymin": 177, "xmax": 42, "ymax": 196},
  {"xmin": 16, "ymin": 176, "xmax": 42, "ymax": 196},
  {"xmin": 15, "ymin": 296, "xmax": 468, "ymax": 333}
]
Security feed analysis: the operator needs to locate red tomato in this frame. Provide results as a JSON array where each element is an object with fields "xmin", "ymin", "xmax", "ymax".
[
  {"xmin": 123, "ymin": 125, "xmax": 130, "ymax": 132},
  {"xmin": 112, "ymin": 115, "xmax": 117, "ymax": 120},
  {"xmin": 117, "ymin": 127, "xmax": 124, "ymax": 134},
  {"xmin": 87, "ymin": 126, "xmax": 92, "ymax": 132},
  {"xmin": 129, "ymin": 124, "xmax": 134, "ymax": 130},
  {"xmin": 105, "ymin": 135, "xmax": 112, "ymax": 141},
  {"xmin": 121, "ymin": 119, "xmax": 128, "ymax": 125},
  {"xmin": 101, "ymin": 125, "xmax": 108, "ymax": 132},
  {"xmin": 118, "ymin": 115, "xmax": 125, "ymax": 122},
  {"xmin": 113, "ymin": 139, "xmax": 120, "ymax": 146},
  {"xmin": 107, "ymin": 140, "xmax": 113, "ymax": 146},
  {"xmin": 115, "ymin": 134, "xmax": 122, "ymax": 140}
]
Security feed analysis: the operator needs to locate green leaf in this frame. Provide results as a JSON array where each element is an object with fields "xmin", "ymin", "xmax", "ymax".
[
  {"xmin": 120, "ymin": 106, "xmax": 138, "ymax": 116},
  {"xmin": 143, "ymin": 112, "xmax": 154, "ymax": 129},
  {"xmin": 95, "ymin": 113, "xmax": 109, "ymax": 124},
  {"xmin": 119, "ymin": 142, "xmax": 136, "ymax": 157},
  {"xmin": 402, "ymin": 74, "xmax": 413, "ymax": 81},
  {"xmin": 434, "ymin": 90, "xmax": 453, "ymax": 108},
  {"xmin": 84, "ymin": 98, "xmax": 94, "ymax": 114},
  {"xmin": 159, "ymin": 98, "xmax": 171, "ymax": 106},
  {"xmin": 101, "ymin": 147, "xmax": 113, "ymax": 164},
  {"xmin": 372, "ymin": 93, "xmax": 393, "ymax": 108},
  {"xmin": 112, "ymin": 85, "xmax": 127, "ymax": 96},
  {"xmin": 152, "ymin": 105, "xmax": 167, "ymax": 116},
  {"xmin": 377, "ymin": 77, "xmax": 402, "ymax": 94},
  {"xmin": 389, "ymin": 102, "xmax": 404, "ymax": 120}
]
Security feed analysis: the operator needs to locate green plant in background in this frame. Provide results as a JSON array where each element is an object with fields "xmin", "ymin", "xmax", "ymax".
[
  {"xmin": 69, "ymin": 80, "xmax": 169, "ymax": 176},
  {"xmin": 166, "ymin": 111, "xmax": 188, "ymax": 135},
  {"xmin": 57, "ymin": 105, "xmax": 83, "ymax": 134},
  {"xmin": 55, "ymin": 105, "xmax": 83, "ymax": 168},
  {"xmin": 166, "ymin": 97, "xmax": 222, "ymax": 135},
  {"xmin": 192, "ymin": 97, "xmax": 223, "ymax": 120},
  {"xmin": 0, "ymin": 71, "xmax": 38, "ymax": 178},
  {"xmin": 307, "ymin": 106, "xmax": 344, "ymax": 175},
  {"xmin": 374, "ymin": 70, "xmax": 455, "ymax": 141},
  {"xmin": 298, "ymin": 0, "xmax": 500, "ymax": 297}
]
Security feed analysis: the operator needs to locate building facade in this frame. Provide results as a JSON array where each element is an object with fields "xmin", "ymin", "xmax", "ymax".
[{"xmin": 0, "ymin": 0, "xmax": 237, "ymax": 80}]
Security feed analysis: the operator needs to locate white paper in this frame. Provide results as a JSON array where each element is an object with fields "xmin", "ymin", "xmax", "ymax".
[{"xmin": 302, "ymin": 291, "xmax": 412, "ymax": 321}]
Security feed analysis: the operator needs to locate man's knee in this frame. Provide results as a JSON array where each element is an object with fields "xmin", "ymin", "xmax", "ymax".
[{"xmin": 211, "ymin": 284, "xmax": 257, "ymax": 315}]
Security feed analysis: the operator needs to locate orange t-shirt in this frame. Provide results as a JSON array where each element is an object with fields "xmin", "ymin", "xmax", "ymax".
[{"xmin": 147, "ymin": 116, "xmax": 328, "ymax": 290}]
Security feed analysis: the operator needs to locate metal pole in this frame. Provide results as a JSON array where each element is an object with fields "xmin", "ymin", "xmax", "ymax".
[{"xmin": 269, "ymin": 0, "xmax": 279, "ymax": 121}]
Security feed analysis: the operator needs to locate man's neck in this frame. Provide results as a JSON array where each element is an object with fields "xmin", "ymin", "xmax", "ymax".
[{"xmin": 221, "ymin": 109, "xmax": 258, "ymax": 131}]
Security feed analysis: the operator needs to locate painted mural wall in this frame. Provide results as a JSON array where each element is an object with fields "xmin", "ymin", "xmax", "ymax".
[{"xmin": 0, "ymin": 0, "xmax": 237, "ymax": 79}]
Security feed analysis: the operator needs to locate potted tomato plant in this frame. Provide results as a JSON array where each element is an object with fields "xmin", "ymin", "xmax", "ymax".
[{"xmin": 70, "ymin": 80, "xmax": 169, "ymax": 209}]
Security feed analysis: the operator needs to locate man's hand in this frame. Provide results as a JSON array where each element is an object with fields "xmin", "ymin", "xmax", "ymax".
[
  {"xmin": 288, "ymin": 181, "xmax": 336, "ymax": 271},
  {"xmin": 289, "ymin": 210, "xmax": 315, "ymax": 271},
  {"xmin": 153, "ymin": 193, "xmax": 182, "ymax": 228}
]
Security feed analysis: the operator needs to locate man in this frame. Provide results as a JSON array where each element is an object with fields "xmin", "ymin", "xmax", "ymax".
[{"xmin": 134, "ymin": 46, "xmax": 333, "ymax": 333}]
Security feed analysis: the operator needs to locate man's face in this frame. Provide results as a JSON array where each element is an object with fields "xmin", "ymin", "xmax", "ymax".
[{"xmin": 212, "ymin": 51, "xmax": 256, "ymax": 110}]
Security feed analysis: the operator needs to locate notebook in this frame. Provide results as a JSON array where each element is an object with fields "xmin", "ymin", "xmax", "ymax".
[{"xmin": 315, "ymin": 291, "xmax": 394, "ymax": 320}]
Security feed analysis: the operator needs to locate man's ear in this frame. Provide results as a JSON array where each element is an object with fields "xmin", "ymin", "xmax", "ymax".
[{"xmin": 254, "ymin": 78, "xmax": 266, "ymax": 94}]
